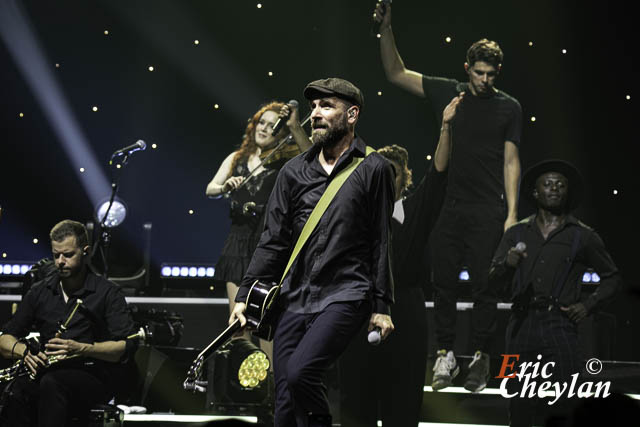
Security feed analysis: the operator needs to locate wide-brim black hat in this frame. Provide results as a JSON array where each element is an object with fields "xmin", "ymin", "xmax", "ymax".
[{"xmin": 521, "ymin": 159, "xmax": 584, "ymax": 211}]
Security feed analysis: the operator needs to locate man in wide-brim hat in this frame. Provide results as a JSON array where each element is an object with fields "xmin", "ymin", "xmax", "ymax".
[
  {"xmin": 489, "ymin": 159, "xmax": 621, "ymax": 426},
  {"xmin": 520, "ymin": 159, "xmax": 584, "ymax": 214}
]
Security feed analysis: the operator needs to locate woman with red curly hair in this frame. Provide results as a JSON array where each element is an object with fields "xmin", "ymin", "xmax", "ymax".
[{"xmin": 206, "ymin": 101, "xmax": 311, "ymax": 345}]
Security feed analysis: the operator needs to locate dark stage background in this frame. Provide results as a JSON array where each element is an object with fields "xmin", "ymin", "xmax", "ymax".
[{"xmin": 1, "ymin": 1, "xmax": 637, "ymax": 358}]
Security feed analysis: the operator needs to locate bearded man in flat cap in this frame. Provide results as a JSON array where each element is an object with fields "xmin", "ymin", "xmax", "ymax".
[{"xmin": 230, "ymin": 78, "xmax": 395, "ymax": 427}]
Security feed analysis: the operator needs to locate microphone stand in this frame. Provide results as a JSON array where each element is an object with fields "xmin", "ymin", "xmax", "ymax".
[{"xmin": 91, "ymin": 153, "xmax": 131, "ymax": 278}]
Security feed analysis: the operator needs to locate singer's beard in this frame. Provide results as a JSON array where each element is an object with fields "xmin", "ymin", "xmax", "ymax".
[{"xmin": 312, "ymin": 118, "xmax": 349, "ymax": 148}]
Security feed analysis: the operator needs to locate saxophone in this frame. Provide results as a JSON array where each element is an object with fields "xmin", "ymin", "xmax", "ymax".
[{"xmin": 0, "ymin": 299, "xmax": 146, "ymax": 384}]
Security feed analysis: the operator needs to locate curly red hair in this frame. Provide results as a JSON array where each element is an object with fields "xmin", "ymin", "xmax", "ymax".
[{"xmin": 229, "ymin": 101, "xmax": 286, "ymax": 176}]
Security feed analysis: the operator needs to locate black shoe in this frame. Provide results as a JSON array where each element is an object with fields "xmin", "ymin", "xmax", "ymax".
[{"xmin": 464, "ymin": 350, "xmax": 490, "ymax": 393}]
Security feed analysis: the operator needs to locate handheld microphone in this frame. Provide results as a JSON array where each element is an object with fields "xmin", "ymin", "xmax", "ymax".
[
  {"xmin": 371, "ymin": 0, "xmax": 392, "ymax": 37},
  {"xmin": 368, "ymin": 327, "xmax": 382, "ymax": 345},
  {"xmin": 271, "ymin": 100, "xmax": 299, "ymax": 136},
  {"xmin": 515, "ymin": 242, "xmax": 527, "ymax": 252},
  {"xmin": 111, "ymin": 140, "xmax": 147, "ymax": 158}
]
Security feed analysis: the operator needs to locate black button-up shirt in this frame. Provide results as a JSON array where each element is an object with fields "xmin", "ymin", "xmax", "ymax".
[
  {"xmin": 237, "ymin": 137, "xmax": 395, "ymax": 314},
  {"xmin": 2, "ymin": 271, "xmax": 136, "ymax": 361},
  {"xmin": 489, "ymin": 214, "xmax": 620, "ymax": 312}
]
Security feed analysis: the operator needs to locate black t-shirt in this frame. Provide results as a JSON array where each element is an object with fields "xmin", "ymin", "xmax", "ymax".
[{"xmin": 422, "ymin": 75, "xmax": 522, "ymax": 205}]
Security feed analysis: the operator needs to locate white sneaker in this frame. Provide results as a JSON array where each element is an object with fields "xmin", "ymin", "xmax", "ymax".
[{"xmin": 432, "ymin": 349, "xmax": 460, "ymax": 391}]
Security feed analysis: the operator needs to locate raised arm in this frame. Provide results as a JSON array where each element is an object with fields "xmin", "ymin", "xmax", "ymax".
[
  {"xmin": 434, "ymin": 93, "xmax": 463, "ymax": 172},
  {"xmin": 280, "ymin": 103, "xmax": 312, "ymax": 152},
  {"xmin": 374, "ymin": 3, "xmax": 425, "ymax": 97}
]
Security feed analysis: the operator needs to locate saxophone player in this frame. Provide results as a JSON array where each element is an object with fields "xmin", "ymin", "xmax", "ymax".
[{"xmin": 0, "ymin": 220, "xmax": 138, "ymax": 426}]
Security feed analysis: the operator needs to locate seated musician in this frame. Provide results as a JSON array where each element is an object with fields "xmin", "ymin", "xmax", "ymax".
[{"xmin": 0, "ymin": 219, "xmax": 138, "ymax": 427}]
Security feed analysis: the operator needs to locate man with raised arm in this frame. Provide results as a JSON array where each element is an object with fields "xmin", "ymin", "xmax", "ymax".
[{"xmin": 374, "ymin": 2, "xmax": 523, "ymax": 392}]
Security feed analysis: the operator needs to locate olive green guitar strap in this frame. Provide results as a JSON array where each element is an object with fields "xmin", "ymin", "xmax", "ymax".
[{"xmin": 278, "ymin": 146, "xmax": 375, "ymax": 285}]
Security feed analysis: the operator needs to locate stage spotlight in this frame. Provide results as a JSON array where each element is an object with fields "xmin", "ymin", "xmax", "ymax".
[
  {"xmin": 207, "ymin": 338, "xmax": 273, "ymax": 420},
  {"xmin": 95, "ymin": 198, "xmax": 127, "ymax": 228}
]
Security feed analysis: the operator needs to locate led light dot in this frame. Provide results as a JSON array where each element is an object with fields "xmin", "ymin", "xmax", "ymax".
[
  {"xmin": 376, "ymin": 33, "xmax": 381, "ymax": 39},
  {"xmin": 79, "ymin": 167, "xmax": 85, "ymax": 173},
  {"xmin": 613, "ymin": 189, "xmax": 618, "ymax": 195},
  {"xmin": 104, "ymin": 30, "xmax": 109, "ymax": 35},
  {"xmin": 2, "ymin": 253, "xmax": 7, "ymax": 258},
  {"xmin": 268, "ymin": 71, "xmax": 273, "ymax": 77},
  {"xmin": 528, "ymin": 41, "xmax": 534, "ymax": 47},
  {"xmin": 151, "ymin": 143, "xmax": 157, "ymax": 149},
  {"xmin": 92, "ymin": 106, "xmax": 98, "ymax": 112},
  {"xmin": 116, "ymin": 164, "xmax": 122, "ymax": 169},
  {"xmin": 562, "ymin": 49, "xmax": 567, "ymax": 54},
  {"xmin": 626, "ymin": 95, "xmax": 631, "ymax": 100},
  {"xmin": 55, "ymin": 63, "xmax": 60, "ymax": 68},
  {"xmin": 426, "ymin": 155, "xmax": 432, "ymax": 161},
  {"xmin": 188, "ymin": 209, "xmax": 194, "ymax": 215},
  {"xmin": 445, "ymin": 36, "xmax": 452, "ymax": 43},
  {"xmin": 377, "ymin": 91, "xmax": 382, "ymax": 96},
  {"xmin": 19, "ymin": 113, "xmax": 24, "ymax": 118},
  {"xmin": 33, "ymin": 238, "xmax": 38, "ymax": 244},
  {"xmin": 530, "ymin": 116, "xmax": 536, "ymax": 122},
  {"xmin": 148, "ymin": 66, "xmax": 154, "ymax": 72},
  {"xmin": 194, "ymin": 40, "xmax": 199, "ymax": 45},
  {"xmin": 214, "ymin": 104, "xmax": 219, "ymax": 109},
  {"xmin": 257, "ymin": 3, "xmax": 262, "ymax": 8}
]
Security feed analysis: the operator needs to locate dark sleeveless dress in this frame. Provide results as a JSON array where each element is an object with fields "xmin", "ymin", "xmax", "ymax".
[{"xmin": 213, "ymin": 159, "xmax": 280, "ymax": 283}]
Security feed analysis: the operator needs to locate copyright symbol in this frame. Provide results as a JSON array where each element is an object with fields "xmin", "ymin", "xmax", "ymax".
[{"xmin": 586, "ymin": 358, "xmax": 603, "ymax": 375}]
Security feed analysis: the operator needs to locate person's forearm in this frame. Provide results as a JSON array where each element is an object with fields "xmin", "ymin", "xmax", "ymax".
[
  {"xmin": 379, "ymin": 26, "xmax": 406, "ymax": 84},
  {"xmin": 434, "ymin": 123, "xmax": 452, "ymax": 172},
  {"xmin": 289, "ymin": 125, "xmax": 312, "ymax": 152},
  {"xmin": 504, "ymin": 154, "xmax": 520, "ymax": 219},
  {"xmin": 0, "ymin": 334, "xmax": 25, "ymax": 360},
  {"xmin": 84, "ymin": 340, "xmax": 126, "ymax": 362},
  {"xmin": 206, "ymin": 181, "xmax": 224, "ymax": 198}
]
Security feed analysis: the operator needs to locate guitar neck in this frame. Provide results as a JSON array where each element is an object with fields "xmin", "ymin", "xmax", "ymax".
[{"xmin": 195, "ymin": 319, "xmax": 243, "ymax": 362}]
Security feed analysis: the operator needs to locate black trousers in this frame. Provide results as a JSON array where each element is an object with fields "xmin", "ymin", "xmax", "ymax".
[
  {"xmin": 1, "ymin": 366, "xmax": 111, "ymax": 427},
  {"xmin": 505, "ymin": 309, "xmax": 581, "ymax": 427},
  {"xmin": 430, "ymin": 198, "xmax": 504, "ymax": 352},
  {"xmin": 339, "ymin": 287, "xmax": 428, "ymax": 427},
  {"xmin": 273, "ymin": 300, "xmax": 370, "ymax": 427}
]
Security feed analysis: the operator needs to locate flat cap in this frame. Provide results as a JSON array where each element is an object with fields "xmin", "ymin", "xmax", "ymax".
[{"xmin": 303, "ymin": 77, "xmax": 364, "ymax": 109}]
